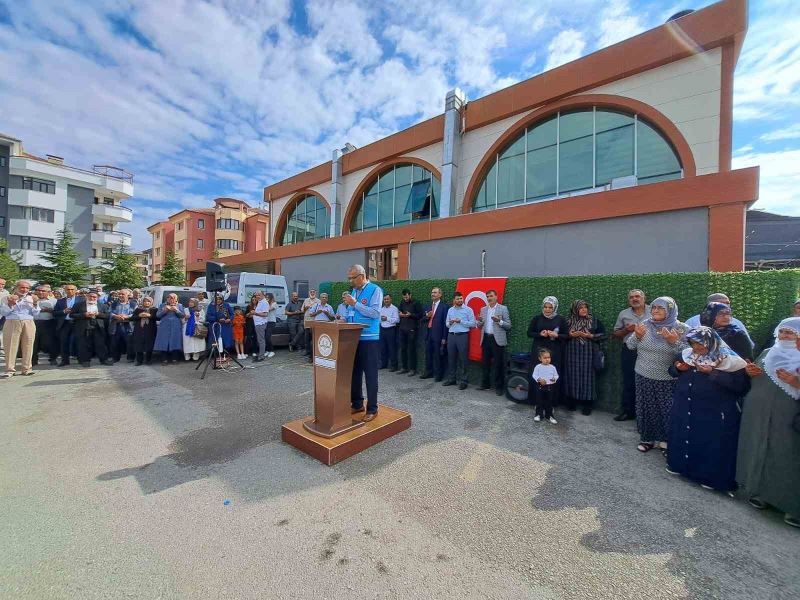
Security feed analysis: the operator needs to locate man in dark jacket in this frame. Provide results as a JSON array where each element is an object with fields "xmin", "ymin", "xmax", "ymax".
[
  {"xmin": 398, "ymin": 289, "xmax": 423, "ymax": 375},
  {"xmin": 73, "ymin": 291, "xmax": 113, "ymax": 366},
  {"xmin": 53, "ymin": 283, "xmax": 79, "ymax": 366},
  {"xmin": 420, "ymin": 287, "xmax": 448, "ymax": 382}
]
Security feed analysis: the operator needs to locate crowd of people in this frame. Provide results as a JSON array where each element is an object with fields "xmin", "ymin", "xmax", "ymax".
[{"xmin": 1, "ymin": 274, "xmax": 798, "ymax": 528}]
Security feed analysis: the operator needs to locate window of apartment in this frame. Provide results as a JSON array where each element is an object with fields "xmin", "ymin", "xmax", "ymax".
[
  {"xmin": 155, "ymin": 231, "xmax": 160, "ymax": 240},
  {"xmin": 216, "ymin": 239, "xmax": 240, "ymax": 250},
  {"xmin": 23, "ymin": 207, "xmax": 55, "ymax": 222},
  {"xmin": 176, "ymin": 240, "xmax": 184, "ymax": 251},
  {"xmin": 197, "ymin": 239, "xmax": 204, "ymax": 249},
  {"xmin": 102, "ymin": 247, "xmax": 113, "ymax": 259},
  {"xmin": 92, "ymin": 248, "xmax": 97, "ymax": 258},
  {"xmin": 155, "ymin": 248, "xmax": 161, "ymax": 257},
  {"xmin": 0, "ymin": 157, "xmax": 6, "ymax": 167},
  {"xmin": 20, "ymin": 236, "xmax": 54, "ymax": 251},
  {"xmin": 0, "ymin": 186, "xmax": 5, "ymax": 197},
  {"xmin": 102, "ymin": 222, "xmax": 113, "ymax": 232},
  {"xmin": 103, "ymin": 197, "xmax": 114, "ymax": 205},
  {"xmin": 22, "ymin": 177, "xmax": 56, "ymax": 194},
  {"xmin": 216, "ymin": 218, "xmax": 241, "ymax": 230},
  {"xmin": 0, "ymin": 216, "xmax": 5, "ymax": 228},
  {"xmin": 197, "ymin": 218, "xmax": 205, "ymax": 229},
  {"xmin": 94, "ymin": 197, "xmax": 99, "ymax": 204},
  {"xmin": 176, "ymin": 220, "xmax": 183, "ymax": 231}
]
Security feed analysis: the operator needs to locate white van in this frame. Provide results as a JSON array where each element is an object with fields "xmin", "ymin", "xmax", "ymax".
[
  {"xmin": 192, "ymin": 273, "xmax": 291, "ymax": 346},
  {"xmin": 141, "ymin": 285, "xmax": 206, "ymax": 308}
]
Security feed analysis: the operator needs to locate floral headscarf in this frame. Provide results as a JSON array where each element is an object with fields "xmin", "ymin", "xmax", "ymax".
[
  {"xmin": 542, "ymin": 296, "xmax": 559, "ymax": 316},
  {"xmin": 645, "ymin": 296, "xmax": 678, "ymax": 333},
  {"xmin": 700, "ymin": 302, "xmax": 742, "ymax": 337},
  {"xmin": 682, "ymin": 326, "xmax": 746, "ymax": 373}
]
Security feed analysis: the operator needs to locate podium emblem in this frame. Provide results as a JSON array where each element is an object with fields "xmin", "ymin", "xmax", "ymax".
[{"xmin": 317, "ymin": 333, "xmax": 333, "ymax": 357}]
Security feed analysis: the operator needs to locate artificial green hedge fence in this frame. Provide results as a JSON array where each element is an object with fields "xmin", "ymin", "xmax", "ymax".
[{"xmin": 330, "ymin": 270, "xmax": 800, "ymax": 411}]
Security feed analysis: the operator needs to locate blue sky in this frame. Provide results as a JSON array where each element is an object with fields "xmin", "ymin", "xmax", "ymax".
[{"xmin": 0, "ymin": 0, "xmax": 797, "ymax": 251}]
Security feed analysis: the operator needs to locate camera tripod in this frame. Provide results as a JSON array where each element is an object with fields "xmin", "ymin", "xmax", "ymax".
[{"xmin": 195, "ymin": 292, "xmax": 245, "ymax": 379}]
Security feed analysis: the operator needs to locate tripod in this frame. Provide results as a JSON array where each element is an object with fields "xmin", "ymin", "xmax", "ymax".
[{"xmin": 195, "ymin": 292, "xmax": 245, "ymax": 379}]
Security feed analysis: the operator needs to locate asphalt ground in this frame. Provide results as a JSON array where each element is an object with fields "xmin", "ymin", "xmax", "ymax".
[{"xmin": 1, "ymin": 351, "xmax": 798, "ymax": 600}]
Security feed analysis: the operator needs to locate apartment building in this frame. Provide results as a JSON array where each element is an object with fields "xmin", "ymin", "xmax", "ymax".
[
  {"xmin": 148, "ymin": 197, "xmax": 268, "ymax": 282},
  {"xmin": 134, "ymin": 249, "xmax": 152, "ymax": 284},
  {"xmin": 0, "ymin": 133, "xmax": 134, "ymax": 267}
]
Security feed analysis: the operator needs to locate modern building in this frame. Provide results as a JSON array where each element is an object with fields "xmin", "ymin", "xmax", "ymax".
[
  {"xmin": 134, "ymin": 249, "xmax": 152, "ymax": 284},
  {"xmin": 148, "ymin": 197, "xmax": 269, "ymax": 283},
  {"xmin": 0, "ymin": 133, "xmax": 134, "ymax": 267},
  {"xmin": 218, "ymin": 0, "xmax": 758, "ymax": 293},
  {"xmin": 745, "ymin": 210, "xmax": 800, "ymax": 270}
]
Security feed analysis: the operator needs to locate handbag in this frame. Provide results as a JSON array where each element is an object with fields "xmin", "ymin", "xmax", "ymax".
[
  {"xmin": 193, "ymin": 322, "xmax": 208, "ymax": 339},
  {"xmin": 592, "ymin": 343, "xmax": 606, "ymax": 371}
]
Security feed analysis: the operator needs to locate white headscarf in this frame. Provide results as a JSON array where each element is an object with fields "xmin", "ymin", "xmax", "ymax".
[
  {"xmin": 763, "ymin": 317, "xmax": 800, "ymax": 400},
  {"xmin": 542, "ymin": 296, "xmax": 559, "ymax": 315}
]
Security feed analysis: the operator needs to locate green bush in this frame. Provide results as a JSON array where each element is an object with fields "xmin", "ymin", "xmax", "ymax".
[{"xmin": 332, "ymin": 270, "xmax": 800, "ymax": 411}]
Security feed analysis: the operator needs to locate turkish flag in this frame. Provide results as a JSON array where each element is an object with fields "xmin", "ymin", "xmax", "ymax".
[{"xmin": 455, "ymin": 277, "xmax": 508, "ymax": 362}]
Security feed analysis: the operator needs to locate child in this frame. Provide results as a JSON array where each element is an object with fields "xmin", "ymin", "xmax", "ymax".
[
  {"xmin": 532, "ymin": 348, "xmax": 559, "ymax": 424},
  {"xmin": 232, "ymin": 307, "xmax": 246, "ymax": 359}
]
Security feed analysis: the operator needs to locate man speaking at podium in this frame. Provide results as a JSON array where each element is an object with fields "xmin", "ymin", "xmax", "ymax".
[{"xmin": 342, "ymin": 264, "xmax": 383, "ymax": 422}]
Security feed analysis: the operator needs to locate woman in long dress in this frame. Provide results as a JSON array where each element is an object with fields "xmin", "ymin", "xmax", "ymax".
[
  {"xmin": 244, "ymin": 294, "xmax": 259, "ymax": 357},
  {"xmin": 562, "ymin": 300, "xmax": 605, "ymax": 415},
  {"xmin": 154, "ymin": 293, "xmax": 185, "ymax": 364},
  {"xmin": 527, "ymin": 296, "xmax": 568, "ymax": 404},
  {"xmin": 131, "ymin": 297, "xmax": 157, "ymax": 365},
  {"xmin": 626, "ymin": 297, "xmax": 688, "ymax": 453},
  {"xmin": 667, "ymin": 326, "xmax": 750, "ymax": 492},
  {"xmin": 205, "ymin": 294, "xmax": 234, "ymax": 352},
  {"xmin": 182, "ymin": 298, "xmax": 206, "ymax": 361},
  {"xmin": 737, "ymin": 317, "xmax": 800, "ymax": 528}
]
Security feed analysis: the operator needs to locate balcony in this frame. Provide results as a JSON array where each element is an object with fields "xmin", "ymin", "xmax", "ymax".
[
  {"xmin": 10, "ymin": 157, "xmax": 135, "ymax": 199},
  {"xmin": 91, "ymin": 229, "xmax": 132, "ymax": 247},
  {"xmin": 92, "ymin": 202, "xmax": 133, "ymax": 222},
  {"xmin": 8, "ymin": 217, "xmax": 59, "ymax": 239},
  {"xmin": 88, "ymin": 257, "xmax": 109, "ymax": 268}
]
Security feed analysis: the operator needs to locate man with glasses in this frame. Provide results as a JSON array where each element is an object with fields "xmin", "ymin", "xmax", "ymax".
[{"xmin": 342, "ymin": 265, "xmax": 383, "ymax": 422}]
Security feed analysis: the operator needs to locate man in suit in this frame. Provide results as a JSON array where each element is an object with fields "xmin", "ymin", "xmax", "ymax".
[
  {"xmin": 73, "ymin": 291, "xmax": 113, "ymax": 366},
  {"xmin": 476, "ymin": 289, "xmax": 512, "ymax": 396},
  {"xmin": 398, "ymin": 289, "xmax": 423, "ymax": 375},
  {"xmin": 53, "ymin": 283, "xmax": 79, "ymax": 366},
  {"xmin": 420, "ymin": 287, "xmax": 448, "ymax": 382}
]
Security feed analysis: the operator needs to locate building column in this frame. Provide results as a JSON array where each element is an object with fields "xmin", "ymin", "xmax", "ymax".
[
  {"xmin": 439, "ymin": 88, "xmax": 467, "ymax": 219},
  {"xmin": 330, "ymin": 148, "xmax": 344, "ymax": 238},
  {"xmin": 708, "ymin": 203, "xmax": 746, "ymax": 272}
]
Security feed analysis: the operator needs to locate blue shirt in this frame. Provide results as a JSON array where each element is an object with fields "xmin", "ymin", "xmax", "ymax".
[
  {"xmin": 446, "ymin": 305, "xmax": 476, "ymax": 334},
  {"xmin": 336, "ymin": 303, "xmax": 349, "ymax": 319},
  {"xmin": 348, "ymin": 281, "xmax": 382, "ymax": 341},
  {"xmin": 0, "ymin": 295, "xmax": 41, "ymax": 320},
  {"xmin": 312, "ymin": 304, "xmax": 335, "ymax": 321}
]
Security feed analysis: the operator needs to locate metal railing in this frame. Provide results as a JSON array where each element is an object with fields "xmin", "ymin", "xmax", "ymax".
[{"xmin": 10, "ymin": 155, "xmax": 134, "ymax": 183}]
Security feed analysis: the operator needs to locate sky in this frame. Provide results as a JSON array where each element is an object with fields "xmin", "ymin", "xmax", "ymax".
[{"xmin": 0, "ymin": 0, "xmax": 797, "ymax": 252}]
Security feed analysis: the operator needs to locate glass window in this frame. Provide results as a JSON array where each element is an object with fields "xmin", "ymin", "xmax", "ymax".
[
  {"xmin": 22, "ymin": 177, "xmax": 56, "ymax": 194},
  {"xmin": 20, "ymin": 236, "xmax": 53, "ymax": 251},
  {"xmin": 216, "ymin": 239, "xmax": 240, "ymax": 250},
  {"xmin": 281, "ymin": 194, "xmax": 330, "ymax": 246},
  {"xmin": 197, "ymin": 239, "xmax": 204, "ymax": 249},
  {"xmin": 103, "ymin": 197, "xmax": 114, "ymax": 205},
  {"xmin": 350, "ymin": 163, "xmax": 441, "ymax": 233},
  {"xmin": 197, "ymin": 219, "xmax": 205, "ymax": 229},
  {"xmin": 472, "ymin": 107, "xmax": 683, "ymax": 211},
  {"xmin": 0, "ymin": 216, "xmax": 5, "ymax": 228},
  {"xmin": 0, "ymin": 157, "xmax": 6, "ymax": 167},
  {"xmin": 102, "ymin": 247, "xmax": 113, "ymax": 259},
  {"xmin": 216, "ymin": 218, "xmax": 241, "ymax": 230},
  {"xmin": 0, "ymin": 186, "xmax": 5, "ymax": 197}
]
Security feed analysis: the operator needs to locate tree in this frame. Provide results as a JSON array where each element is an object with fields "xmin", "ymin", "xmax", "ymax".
[
  {"xmin": 101, "ymin": 244, "xmax": 145, "ymax": 290},
  {"xmin": 34, "ymin": 226, "xmax": 89, "ymax": 287},
  {"xmin": 159, "ymin": 251, "xmax": 186, "ymax": 286},
  {"xmin": 0, "ymin": 237, "xmax": 22, "ymax": 286}
]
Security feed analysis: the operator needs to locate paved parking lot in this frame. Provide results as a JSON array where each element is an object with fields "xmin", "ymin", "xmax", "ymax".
[{"xmin": 1, "ymin": 353, "xmax": 798, "ymax": 599}]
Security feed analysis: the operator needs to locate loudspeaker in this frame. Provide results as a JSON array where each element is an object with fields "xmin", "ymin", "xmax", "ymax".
[{"xmin": 206, "ymin": 261, "xmax": 226, "ymax": 292}]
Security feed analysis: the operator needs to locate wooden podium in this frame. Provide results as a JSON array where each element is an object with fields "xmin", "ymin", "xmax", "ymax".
[{"xmin": 282, "ymin": 320, "xmax": 411, "ymax": 465}]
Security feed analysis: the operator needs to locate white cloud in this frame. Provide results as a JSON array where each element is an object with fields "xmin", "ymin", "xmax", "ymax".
[
  {"xmin": 597, "ymin": 0, "xmax": 645, "ymax": 48},
  {"xmin": 733, "ymin": 149, "xmax": 800, "ymax": 216},
  {"xmin": 760, "ymin": 124, "xmax": 800, "ymax": 142},
  {"xmin": 545, "ymin": 29, "xmax": 586, "ymax": 71}
]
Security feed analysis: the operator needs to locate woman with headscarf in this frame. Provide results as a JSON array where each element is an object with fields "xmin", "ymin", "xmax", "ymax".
[
  {"xmin": 527, "ymin": 296, "xmax": 568, "ymax": 404},
  {"xmin": 627, "ymin": 297, "xmax": 688, "ymax": 453},
  {"xmin": 667, "ymin": 326, "xmax": 750, "ymax": 492},
  {"xmin": 205, "ymin": 294, "xmax": 234, "ymax": 352},
  {"xmin": 700, "ymin": 301, "xmax": 753, "ymax": 361},
  {"xmin": 182, "ymin": 298, "xmax": 206, "ymax": 361},
  {"xmin": 131, "ymin": 296, "xmax": 157, "ymax": 365},
  {"xmin": 562, "ymin": 300, "xmax": 606, "ymax": 415},
  {"xmin": 154, "ymin": 293, "xmax": 185, "ymax": 364},
  {"xmin": 244, "ymin": 294, "xmax": 259, "ymax": 357},
  {"xmin": 736, "ymin": 317, "xmax": 800, "ymax": 529}
]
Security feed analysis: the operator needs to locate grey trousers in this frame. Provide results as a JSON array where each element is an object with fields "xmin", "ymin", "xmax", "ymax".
[
  {"xmin": 255, "ymin": 323, "xmax": 267, "ymax": 358},
  {"xmin": 447, "ymin": 332, "xmax": 469, "ymax": 384},
  {"xmin": 288, "ymin": 321, "xmax": 303, "ymax": 348}
]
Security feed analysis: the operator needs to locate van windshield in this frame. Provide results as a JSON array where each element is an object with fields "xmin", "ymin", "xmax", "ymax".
[
  {"xmin": 243, "ymin": 285, "xmax": 286, "ymax": 304},
  {"xmin": 143, "ymin": 290, "xmax": 202, "ymax": 308}
]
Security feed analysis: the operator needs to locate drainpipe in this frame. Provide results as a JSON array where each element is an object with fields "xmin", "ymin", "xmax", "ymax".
[
  {"xmin": 481, "ymin": 249, "xmax": 486, "ymax": 277},
  {"xmin": 407, "ymin": 237, "xmax": 414, "ymax": 280},
  {"xmin": 440, "ymin": 88, "xmax": 467, "ymax": 218}
]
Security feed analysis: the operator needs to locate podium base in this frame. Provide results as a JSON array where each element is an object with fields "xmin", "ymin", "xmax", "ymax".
[
  {"xmin": 282, "ymin": 404, "xmax": 411, "ymax": 466},
  {"xmin": 302, "ymin": 418, "xmax": 365, "ymax": 439}
]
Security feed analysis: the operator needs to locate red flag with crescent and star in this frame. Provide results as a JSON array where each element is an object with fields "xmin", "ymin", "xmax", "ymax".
[{"xmin": 455, "ymin": 277, "xmax": 508, "ymax": 361}]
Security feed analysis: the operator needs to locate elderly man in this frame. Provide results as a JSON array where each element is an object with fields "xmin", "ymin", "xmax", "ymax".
[
  {"xmin": 32, "ymin": 285, "xmax": 58, "ymax": 366},
  {"xmin": 612, "ymin": 289, "xmax": 650, "ymax": 422},
  {"xmin": 476, "ymin": 289, "xmax": 512, "ymax": 396},
  {"xmin": 109, "ymin": 289, "xmax": 136, "ymax": 362},
  {"xmin": 74, "ymin": 291, "xmax": 112, "ymax": 367},
  {"xmin": 301, "ymin": 289, "xmax": 320, "ymax": 361},
  {"xmin": 420, "ymin": 287, "xmax": 449, "ymax": 382},
  {"xmin": 0, "ymin": 280, "xmax": 40, "ymax": 378},
  {"xmin": 379, "ymin": 293, "xmax": 400, "ymax": 371},
  {"xmin": 53, "ymin": 283, "xmax": 79, "ymax": 366},
  {"xmin": 343, "ymin": 265, "xmax": 383, "ymax": 422}
]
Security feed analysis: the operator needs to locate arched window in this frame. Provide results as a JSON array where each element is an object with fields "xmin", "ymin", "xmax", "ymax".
[
  {"xmin": 281, "ymin": 194, "xmax": 330, "ymax": 245},
  {"xmin": 350, "ymin": 163, "xmax": 441, "ymax": 233},
  {"xmin": 472, "ymin": 108, "xmax": 683, "ymax": 212}
]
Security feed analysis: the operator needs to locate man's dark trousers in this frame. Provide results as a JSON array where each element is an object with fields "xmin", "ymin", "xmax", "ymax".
[
  {"xmin": 446, "ymin": 332, "xmax": 469, "ymax": 384},
  {"xmin": 111, "ymin": 326, "xmax": 132, "ymax": 361},
  {"xmin": 379, "ymin": 326, "xmax": 398, "ymax": 369},
  {"xmin": 399, "ymin": 328, "xmax": 417, "ymax": 372},
  {"xmin": 59, "ymin": 321, "xmax": 75, "ymax": 363},
  {"xmin": 481, "ymin": 333, "xmax": 505, "ymax": 392},
  {"xmin": 351, "ymin": 340, "xmax": 380, "ymax": 414},
  {"xmin": 424, "ymin": 335, "xmax": 446, "ymax": 380},
  {"xmin": 78, "ymin": 326, "xmax": 109, "ymax": 364},
  {"xmin": 32, "ymin": 320, "xmax": 57, "ymax": 364},
  {"xmin": 620, "ymin": 345, "xmax": 637, "ymax": 416}
]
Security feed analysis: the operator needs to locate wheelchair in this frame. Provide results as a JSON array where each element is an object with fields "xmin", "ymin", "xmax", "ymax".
[{"xmin": 505, "ymin": 351, "xmax": 532, "ymax": 404}]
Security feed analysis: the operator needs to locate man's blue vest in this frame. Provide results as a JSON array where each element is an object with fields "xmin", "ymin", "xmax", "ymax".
[{"xmin": 349, "ymin": 281, "xmax": 381, "ymax": 341}]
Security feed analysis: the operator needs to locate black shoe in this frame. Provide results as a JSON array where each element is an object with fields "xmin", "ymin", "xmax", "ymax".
[
  {"xmin": 581, "ymin": 406, "xmax": 592, "ymax": 416},
  {"xmin": 49, "ymin": 359, "xmax": 58, "ymax": 365},
  {"xmin": 442, "ymin": 380, "xmax": 456, "ymax": 386},
  {"xmin": 434, "ymin": 377, "xmax": 443, "ymax": 383},
  {"xmin": 478, "ymin": 385, "xmax": 491, "ymax": 391},
  {"xmin": 419, "ymin": 373, "xmax": 432, "ymax": 379},
  {"xmin": 81, "ymin": 362, "xmax": 91, "ymax": 367},
  {"xmin": 614, "ymin": 412, "xmax": 634, "ymax": 422},
  {"xmin": 458, "ymin": 383, "xmax": 468, "ymax": 390},
  {"xmin": 408, "ymin": 371, "xmax": 417, "ymax": 377},
  {"xmin": 103, "ymin": 359, "xmax": 114, "ymax": 365},
  {"xmin": 389, "ymin": 368, "xmax": 397, "ymax": 372},
  {"xmin": 398, "ymin": 369, "xmax": 408, "ymax": 374},
  {"xmin": 135, "ymin": 361, "xmax": 143, "ymax": 366},
  {"xmin": 57, "ymin": 360, "xmax": 70, "ymax": 367},
  {"xmin": 495, "ymin": 389, "xmax": 504, "ymax": 396}
]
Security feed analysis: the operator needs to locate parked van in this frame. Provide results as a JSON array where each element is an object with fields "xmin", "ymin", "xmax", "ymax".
[
  {"xmin": 192, "ymin": 273, "xmax": 291, "ymax": 347},
  {"xmin": 141, "ymin": 285, "xmax": 206, "ymax": 308}
]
